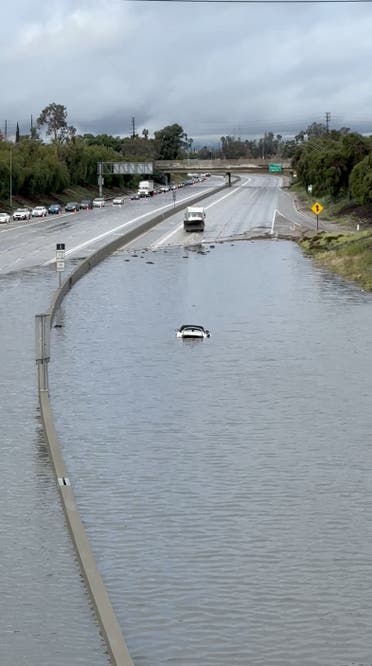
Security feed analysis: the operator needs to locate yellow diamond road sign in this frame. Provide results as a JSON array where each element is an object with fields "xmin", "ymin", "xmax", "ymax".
[{"xmin": 311, "ymin": 202, "xmax": 324, "ymax": 215}]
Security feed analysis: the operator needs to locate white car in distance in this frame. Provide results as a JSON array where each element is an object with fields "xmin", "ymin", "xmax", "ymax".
[
  {"xmin": 31, "ymin": 205, "xmax": 48, "ymax": 217},
  {"xmin": 112, "ymin": 197, "xmax": 125, "ymax": 206},
  {"xmin": 92, "ymin": 198, "xmax": 105, "ymax": 208},
  {"xmin": 0, "ymin": 212, "xmax": 11, "ymax": 224},
  {"xmin": 13, "ymin": 208, "xmax": 31, "ymax": 221}
]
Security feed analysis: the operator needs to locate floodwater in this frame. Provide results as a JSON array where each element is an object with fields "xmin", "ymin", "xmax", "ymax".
[
  {"xmin": 48, "ymin": 239, "xmax": 372, "ymax": 666},
  {"xmin": 0, "ymin": 265, "xmax": 107, "ymax": 665}
]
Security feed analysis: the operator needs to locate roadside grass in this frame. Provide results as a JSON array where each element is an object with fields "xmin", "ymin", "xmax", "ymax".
[
  {"xmin": 299, "ymin": 230, "xmax": 372, "ymax": 290},
  {"xmin": 290, "ymin": 184, "xmax": 372, "ymax": 229}
]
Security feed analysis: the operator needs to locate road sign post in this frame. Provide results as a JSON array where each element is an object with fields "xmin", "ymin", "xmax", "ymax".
[
  {"xmin": 56, "ymin": 243, "xmax": 65, "ymax": 288},
  {"xmin": 311, "ymin": 202, "xmax": 324, "ymax": 231}
]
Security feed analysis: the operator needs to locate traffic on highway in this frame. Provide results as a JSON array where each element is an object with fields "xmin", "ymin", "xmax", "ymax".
[{"xmin": 0, "ymin": 174, "xmax": 318, "ymax": 275}]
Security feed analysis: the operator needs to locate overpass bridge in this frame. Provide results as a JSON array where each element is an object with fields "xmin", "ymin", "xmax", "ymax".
[
  {"xmin": 154, "ymin": 158, "xmax": 292, "ymax": 174},
  {"xmin": 96, "ymin": 158, "xmax": 293, "ymax": 195}
]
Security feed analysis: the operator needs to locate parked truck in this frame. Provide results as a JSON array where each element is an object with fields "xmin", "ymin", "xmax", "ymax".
[
  {"xmin": 138, "ymin": 180, "xmax": 155, "ymax": 197},
  {"xmin": 183, "ymin": 206, "xmax": 206, "ymax": 232}
]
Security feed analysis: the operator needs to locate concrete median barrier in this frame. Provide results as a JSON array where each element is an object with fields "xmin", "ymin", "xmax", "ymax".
[{"xmin": 37, "ymin": 177, "xmax": 237, "ymax": 665}]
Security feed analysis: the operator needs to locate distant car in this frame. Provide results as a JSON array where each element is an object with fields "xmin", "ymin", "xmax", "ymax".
[
  {"xmin": 13, "ymin": 208, "xmax": 31, "ymax": 221},
  {"xmin": 80, "ymin": 199, "xmax": 93, "ymax": 209},
  {"xmin": 65, "ymin": 201, "xmax": 79, "ymax": 212},
  {"xmin": 0, "ymin": 212, "xmax": 11, "ymax": 224},
  {"xmin": 32, "ymin": 205, "xmax": 48, "ymax": 218},
  {"xmin": 112, "ymin": 196, "xmax": 125, "ymax": 206},
  {"xmin": 92, "ymin": 198, "xmax": 105, "ymax": 208},
  {"xmin": 160, "ymin": 186, "xmax": 170, "ymax": 192},
  {"xmin": 130, "ymin": 194, "xmax": 140, "ymax": 200},
  {"xmin": 48, "ymin": 203, "xmax": 62, "ymax": 215}
]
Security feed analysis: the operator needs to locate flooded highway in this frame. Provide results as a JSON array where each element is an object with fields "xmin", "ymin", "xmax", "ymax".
[
  {"xmin": 2, "ymin": 175, "xmax": 372, "ymax": 666},
  {"xmin": 48, "ymin": 240, "xmax": 372, "ymax": 666}
]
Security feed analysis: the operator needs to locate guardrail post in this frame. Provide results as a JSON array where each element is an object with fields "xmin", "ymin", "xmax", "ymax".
[{"xmin": 35, "ymin": 313, "xmax": 51, "ymax": 392}]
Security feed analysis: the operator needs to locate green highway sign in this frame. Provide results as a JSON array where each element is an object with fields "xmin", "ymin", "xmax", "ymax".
[{"xmin": 268, "ymin": 163, "xmax": 282, "ymax": 173}]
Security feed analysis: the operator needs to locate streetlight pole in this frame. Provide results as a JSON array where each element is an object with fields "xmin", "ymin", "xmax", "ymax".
[{"xmin": 9, "ymin": 144, "xmax": 12, "ymax": 210}]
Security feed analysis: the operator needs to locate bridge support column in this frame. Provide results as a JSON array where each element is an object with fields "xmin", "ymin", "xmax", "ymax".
[
  {"xmin": 165, "ymin": 172, "xmax": 171, "ymax": 187},
  {"xmin": 226, "ymin": 171, "xmax": 231, "ymax": 187}
]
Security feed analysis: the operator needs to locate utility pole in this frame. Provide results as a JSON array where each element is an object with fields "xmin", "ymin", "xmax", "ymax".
[
  {"xmin": 9, "ymin": 144, "xmax": 12, "ymax": 209},
  {"xmin": 131, "ymin": 116, "xmax": 136, "ymax": 139},
  {"xmin": 4, "ymin": 119, "xmax": 7, "ymax": 139},
  {"xmin": 325, "ymin": 112, "xmax": 331, "ymax": 133}
]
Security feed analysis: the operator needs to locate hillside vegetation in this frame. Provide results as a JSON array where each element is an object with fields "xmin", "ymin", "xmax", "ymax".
[{"xmin": 290, "ymin": 121, "xmax": 372, "ymax": 290}]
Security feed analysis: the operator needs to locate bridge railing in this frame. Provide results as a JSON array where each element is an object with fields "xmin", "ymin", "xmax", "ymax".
[{"xmin": 154, "ymin": 158, "xmax": 291, "ymax": 170}]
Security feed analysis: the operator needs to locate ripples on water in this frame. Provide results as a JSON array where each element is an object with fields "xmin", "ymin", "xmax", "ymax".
[
  {"xmin": 50, "ymin": 241, "xmax": 372, "ymax": 666},
  {"xmin": 0, "ymin": 266, "xmax": 107, "ymax": 665}
]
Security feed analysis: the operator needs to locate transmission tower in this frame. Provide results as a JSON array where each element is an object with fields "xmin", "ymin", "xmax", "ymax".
[{"xmin": 325, "ymin": 112, "xmax": 331, "ymax": 133}]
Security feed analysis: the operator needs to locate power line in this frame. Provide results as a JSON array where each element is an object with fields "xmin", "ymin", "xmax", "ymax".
[{"xmin": 128, "ymin": 0, "xmax": 372, "ymax": 4}]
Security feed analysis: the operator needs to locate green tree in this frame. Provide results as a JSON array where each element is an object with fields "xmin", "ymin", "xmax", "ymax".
[
  {"xmin": 292, "ymin": 130, "xmax": 370, "ymax": 198},
  {"xmin": 37, "ymin": 103, "xmax": 76, "ymax": 142},
  {"xmin": 154, "ymin": 123, "xmax": 188, "ymax": 159},
  {"xmin": 350, "ymin": 155, "xmax": 372, "ymax": 203},
  {"xmin": 295, "ymin": 122, "xmax": 327, "ymax": 143},
  {"xmin": 197, "ymin": 146, "xmax": 213, "ymax": 159}
]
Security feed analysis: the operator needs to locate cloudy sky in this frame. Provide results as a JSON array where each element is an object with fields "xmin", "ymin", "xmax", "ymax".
[{"xmin": 2, "ymin": 0, "xmax": 372, "ymax": 143}]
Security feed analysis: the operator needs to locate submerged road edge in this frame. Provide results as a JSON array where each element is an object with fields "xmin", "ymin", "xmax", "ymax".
[{"xmin": 37, "ymin": 179, "xmax": 233, "ymax": 666}]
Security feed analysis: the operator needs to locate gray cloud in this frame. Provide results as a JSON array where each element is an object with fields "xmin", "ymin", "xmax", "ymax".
[{"xmin": 1, "ymin": 0, "xmax": 372, "ymax": 142}]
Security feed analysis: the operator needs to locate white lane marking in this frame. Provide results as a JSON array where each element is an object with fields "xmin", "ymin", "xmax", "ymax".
[
  {"xmin": 272, "ymin": 201, "xmax": 303, "ymax": 231},
  {"xmin": 0, "ymin": 213, "xmax": 75, "ymax": 234},
  {"xmin": 280, "ymin": 190, "xmax": 313, "ymax": 220},
  {"xmin": 152, "ymin": 222, "xmax": 184, "ymax": 247},
  {"xmin": 152, "ymin": 178, "xmax": 251, "ymax": 249},
  {"xmin": 270, "ymin": 209, "xmax": 278, "ymax": 235},
  {"xmin": 43, "ymin": 188, "xmax": 218, "ymax": 265}
]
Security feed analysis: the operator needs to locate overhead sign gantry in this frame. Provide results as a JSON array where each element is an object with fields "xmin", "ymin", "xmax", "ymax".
[{"xmin": 97, "ymin": 162, "xmax": 153, "ymax": 196}]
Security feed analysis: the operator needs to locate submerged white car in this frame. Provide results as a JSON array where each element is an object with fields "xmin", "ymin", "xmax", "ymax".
[
  {"xmin": 112, "ymin": 197, "xmax": 125, "ymax": 205},
  {"xmin": 176, "ymin": 325, "xmax": 210, "ymax": 339},
  {"xmin": 0, "ymin": 212, "xmax": 11, "ymax": 224}
]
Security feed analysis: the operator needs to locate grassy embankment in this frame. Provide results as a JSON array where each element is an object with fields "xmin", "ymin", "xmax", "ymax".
[
  {"xmin": 299, "ymin": 231, "xmax": 372, "ymax": 290},
  {"xmin": 293, "ymin": 185, "xmax": 372, "ymax": 290}
]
